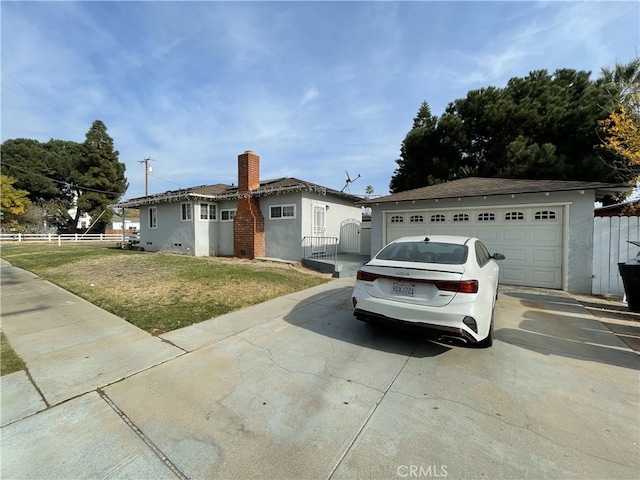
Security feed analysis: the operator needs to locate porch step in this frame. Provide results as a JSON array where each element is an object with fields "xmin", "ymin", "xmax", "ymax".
[
  {"xmin": 334, "ymin": 260, "xmax": 368, "ymax": 278},
  {"xmin": 302, "ymin": 255, "xmax": 369, "ymax": 278}
]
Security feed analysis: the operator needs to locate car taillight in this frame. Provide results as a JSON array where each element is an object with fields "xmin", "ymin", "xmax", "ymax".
[
  {"xmin": 433, "ymin": 280, "xmax": 478, "ymax": 293},
  {"xmin": 356, "ymin": 270, "xmax": 378, "ymax": 282},
  {"xmin": 357, "ymin": 271, "xmax": 478, "ymax": 294},
  {"xmin": 457, "ymin": 280, "xmax": 479, "ymax": 293}
]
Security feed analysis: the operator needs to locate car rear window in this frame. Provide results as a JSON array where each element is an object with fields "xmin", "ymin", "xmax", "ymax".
[{"xmin": 376, "ymin": 241, "xmax": 468, "ymax": 264}]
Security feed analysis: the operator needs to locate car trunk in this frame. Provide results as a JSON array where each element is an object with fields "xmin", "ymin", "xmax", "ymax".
[{"xmin": 359, "ymin": 264, "xmax": 466, "ymax": 307}]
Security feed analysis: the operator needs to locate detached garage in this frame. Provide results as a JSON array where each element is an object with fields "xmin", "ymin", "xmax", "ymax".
[{"xmin": 363, "ymin": 178, "xmax": 629, "ymax": 294}]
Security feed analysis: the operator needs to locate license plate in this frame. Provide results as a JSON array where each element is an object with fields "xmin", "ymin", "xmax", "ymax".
[{"xmin": 392, "ymin": 281, "xmax": 415, "ymax": 296}]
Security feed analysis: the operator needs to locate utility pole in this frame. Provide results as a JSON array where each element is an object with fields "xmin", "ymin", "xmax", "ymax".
[{"xmin": 138, "ymin": 157, "xmax": 155, "ymax": 196}]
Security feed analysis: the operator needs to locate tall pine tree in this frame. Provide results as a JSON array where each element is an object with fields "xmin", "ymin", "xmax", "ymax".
[
  {"xmin": 73, "ymin": 120, "xmax": 128, "ymax": 232},
  {"xmin": 389, "ymin": 66, "xmax": 634, "ymax": 193}
]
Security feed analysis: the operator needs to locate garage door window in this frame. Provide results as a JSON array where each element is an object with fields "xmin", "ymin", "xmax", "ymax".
[
  {"xmin": 390, "ymin": 215, "xmax": 404, "ymax": 223},
  {"xmin": 410, "ymin": 215, "xmax": 424, "ymax": 223},
  {"xmin": 505, "ymin": 211, "xmax": 524, "ymax": 221},
  {"xmin": 478, "ymin": 213, "xmax": 496, "ymax": 221},
  {"xmin": 430, "ymin": 214, "xmax": 446, "ymax": 222},
  {"xmin": 453, "ymin": 213, "xmax": 469, "ymax": 222},
  {"xmin": 534, "ymin": 210, "xmax": 557, "ymax": 220}
]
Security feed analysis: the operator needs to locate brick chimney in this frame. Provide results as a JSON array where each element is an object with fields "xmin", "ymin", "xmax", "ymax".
[{"xmin": 233, "ymin": 151, "xmax": 265, "ymax": 259}]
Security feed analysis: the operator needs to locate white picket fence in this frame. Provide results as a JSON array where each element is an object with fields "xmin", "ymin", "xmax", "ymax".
[
  {"xmin": 592, "ymin": 216, "xmax": 640, "ymax": 296},
  {"xmin": 0, "ymin": 233, "xmax": 122, "ymax": 244}
]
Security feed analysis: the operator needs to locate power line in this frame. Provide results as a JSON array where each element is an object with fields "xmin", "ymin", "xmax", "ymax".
[
  {"xmin": 148, "ymin": 172, "xmax": 184, "ymax": 189},
  {"xmin": 1, "ymin": 68, "xmax": 86, "ymax": 130},
  {"xmin": 1, "ymin": 161, "xmax": 125, "ymax": 195}
]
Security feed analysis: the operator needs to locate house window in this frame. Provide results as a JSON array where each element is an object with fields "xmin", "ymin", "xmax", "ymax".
[
  {"xmin": 505, "ymin": 211, "xmax": 524, "ymax": 221},
  {"xmin": 534, "ymin": 210, "xmax": 557, "ymax": 220},
  {"xmin": 270, "ymin": 204, "xmax": 295, "ymax": 219},
  {"xmin": 149, "ymin": 207, "xmax": 157, "ymax": 229},
  {"xmin": 390, "ymin": 215, "xmax": 404, "ymax": 223},
  {"xmin": 430, "ymin": 214, "xmax": 446, "ymax": 223},
  {"xmin": 410, "ymin": 215, "xmax": 424, "ymax": 223},
  {"xmin": 200, "ymin": 203, "xmax": 216, "ymax": 220},
  {"xmin": 453, "ymin": 213, "xmax": 469, "ymax": 222},
  {"xmin": 221, "ymin": 209, "xmax": 236, "ymax": 221},
  {"xmin": 478, "ymin": 213, "xmax": 496, "ymax": 221},
  {"xmin": 181, "ymin": 203, "xmax": 192, "ymax": 221}
]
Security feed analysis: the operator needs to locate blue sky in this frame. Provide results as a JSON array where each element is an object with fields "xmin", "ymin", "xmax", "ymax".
[{"xmin": 2, "ymin": 1, "xmax": 638, "ymax": 201}]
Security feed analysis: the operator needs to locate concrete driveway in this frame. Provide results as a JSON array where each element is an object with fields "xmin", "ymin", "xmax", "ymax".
[{"xmin": 1, "ymin": 259, "xmax": 638, "ymax": 479}]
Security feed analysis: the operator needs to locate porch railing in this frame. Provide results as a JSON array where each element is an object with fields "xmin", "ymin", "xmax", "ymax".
[{"xmin": 301, "ymin": 236, "xmax": 339, "ymax": 262}]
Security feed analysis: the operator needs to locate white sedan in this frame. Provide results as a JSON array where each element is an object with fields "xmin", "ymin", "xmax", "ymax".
[{"xmin": 351, "ymin": 235, "xmax": 504, "ymax": 348}]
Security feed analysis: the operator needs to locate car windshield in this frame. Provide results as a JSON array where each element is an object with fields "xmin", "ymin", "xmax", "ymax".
[{"xmin": 376, "ymin": 241, "xmax": 468, "ymax": 264}]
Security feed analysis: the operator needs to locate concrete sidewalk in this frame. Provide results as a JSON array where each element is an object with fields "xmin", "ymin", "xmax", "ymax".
[{"xmin": 0, "ymin": 259, "xmax": 184, "ymax": 416}]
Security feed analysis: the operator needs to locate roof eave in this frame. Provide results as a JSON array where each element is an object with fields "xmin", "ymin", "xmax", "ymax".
[
  {"xmin": 113, "ymin": 192, "xmax": 219, "ymax": 208},
  {"xmin": 361, "ymin": 184, "xmax": 633, "ymax": 205},
  {"xmin": 115, "ymin": 184, "xmax": 363, "ymax": 208}
]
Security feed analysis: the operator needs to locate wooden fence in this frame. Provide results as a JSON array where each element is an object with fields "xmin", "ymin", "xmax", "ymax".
[
  {"xmin": 0, "ymin": 233, "xmax": 123, "ymax": 244},
  {"xmin": 592, "ymin": 216, "xmax": 640, "ymax": 296}
]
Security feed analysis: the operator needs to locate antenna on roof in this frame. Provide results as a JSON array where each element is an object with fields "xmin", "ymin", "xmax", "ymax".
[{"xmin": 341, "ymin": 171, "xmax": 361, "ymax": 193}]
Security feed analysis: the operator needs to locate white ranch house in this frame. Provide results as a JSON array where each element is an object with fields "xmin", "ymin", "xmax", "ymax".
[{"xmin": 116, "ymin": 151, "xmax": 363, "ymax": 265}]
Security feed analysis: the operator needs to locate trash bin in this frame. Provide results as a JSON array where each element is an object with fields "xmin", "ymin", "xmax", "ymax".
[{"xmin": 618, "ymin": 262, "xmax": 640, "ymax": 313}]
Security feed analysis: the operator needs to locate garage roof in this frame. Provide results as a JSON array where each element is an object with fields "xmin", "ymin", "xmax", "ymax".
[{"xmin": 362, "ymin": 177, "xmax": 631, "ymax": 204}]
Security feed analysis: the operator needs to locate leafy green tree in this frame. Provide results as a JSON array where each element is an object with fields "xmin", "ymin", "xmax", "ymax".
[
  {"xmin": 1, "ymin": 138, "xmax": 79, "ymax": 230},
  {"xmin": 390, "ymin": 67, "xmax": 630, "ymax": 193},
  {"xmin": 0, "ymin": 120, "xmax": 128, "ymax": 232},
  {"xmin": 0, "ymin": 138, "xmax": 73, "ymax": 202},
  {"xmin": 0, "ymin": 175, "xmax": 31, "ymax": 232}
]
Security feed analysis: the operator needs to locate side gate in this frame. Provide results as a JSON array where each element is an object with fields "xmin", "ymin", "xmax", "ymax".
[{"xmin": 340, "ymin": 218, "xmax": 361, "ymax": 254}]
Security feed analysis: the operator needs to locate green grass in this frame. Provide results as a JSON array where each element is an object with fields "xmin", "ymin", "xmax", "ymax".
[
  {"xmin": 1, "ymin": 331, "xmax": 26, "ymax": 376},
  {"xmin": 0, "ymin": 245, "xmax": 330, "ymax": 334},
  {"xmin": 0, "ymin": 244, "xmax": 132, "ymax": 269}
]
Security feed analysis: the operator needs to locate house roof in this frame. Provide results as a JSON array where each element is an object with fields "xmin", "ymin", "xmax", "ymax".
[
  {"xmin": 361, "ymin": 177, "xmax": 631, "ymax": 204},
  {"xmin": 115, "ymin": 177, "xmax": 362, "ymax": 208}
]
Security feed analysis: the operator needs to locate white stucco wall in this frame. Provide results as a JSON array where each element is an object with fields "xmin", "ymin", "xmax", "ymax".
[
  {"xmin": 260, "ymin": 191, "xmax": 362, "ymax": 261},
  {"xmin": 140, "ymin": 202, "xmax": 195, "ymax": 255},
  {"xmin": 261, "ymin": 193, "xmax": 303, "ymax": 261},
  {"xmin": 216, "ymin": 200, "xmax": 237, "ymax": 256}
]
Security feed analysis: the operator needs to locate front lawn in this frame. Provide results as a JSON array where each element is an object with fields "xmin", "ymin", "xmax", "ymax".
[{"xmin": 0, "ymin": 246, "xmax": 330, "ymax": 334}]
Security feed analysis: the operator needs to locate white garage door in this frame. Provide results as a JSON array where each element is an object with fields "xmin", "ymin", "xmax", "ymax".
[{"xmin": 385, "ymin": 206, "xmax": 564, "ymax": 289}]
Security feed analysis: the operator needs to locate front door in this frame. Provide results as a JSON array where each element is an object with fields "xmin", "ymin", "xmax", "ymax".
[{"xmin": 312, "ymin": 205, "xmax": 326, "ymax": 254}]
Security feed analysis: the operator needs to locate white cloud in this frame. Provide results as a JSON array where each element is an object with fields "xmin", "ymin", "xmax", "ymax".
[{"xmin": 299, "ymin": 87, "xmax": 319, "ymax": 108}]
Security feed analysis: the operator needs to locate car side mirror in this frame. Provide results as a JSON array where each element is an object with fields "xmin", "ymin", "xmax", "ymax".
[{"xmin": 492, "ymin": 253, "xmax": 505, "ymax": 260}]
